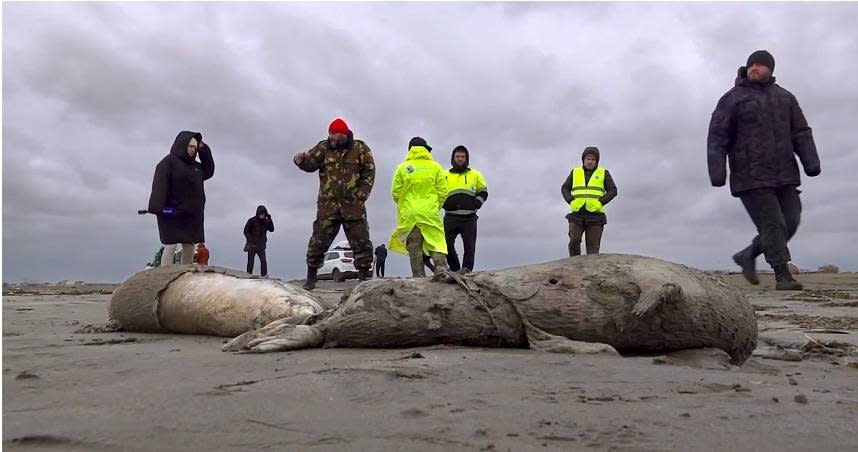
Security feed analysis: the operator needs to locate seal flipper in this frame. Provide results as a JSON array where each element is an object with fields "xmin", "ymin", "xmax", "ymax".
[
  {"xmin": 223, "ymin": 319, "xmax": 324, "ymax": 353},
  {"xmin": 632, "ymin": 283, "xmax": 683, "ymax": 318},
  {"xmin": 527, "ymin": 330, "xmax": 619, "ymax": 355},
  {"xmin": 244, "ymin": 325, "xmax": 324, "ymax": 353}
]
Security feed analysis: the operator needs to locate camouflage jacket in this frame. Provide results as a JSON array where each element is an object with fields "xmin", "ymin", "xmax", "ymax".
[{"xmin": 297, "ymin": 138, "xmax": 375, "ymax": 220}]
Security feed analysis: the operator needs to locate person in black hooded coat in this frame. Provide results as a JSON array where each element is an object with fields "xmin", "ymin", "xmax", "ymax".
[
  {"xmin": 708, "ymin": 50, "xmax": 821, "ymax": 290},
  {"xmin": 148, "ymin": 131, "xmax": 215, "ymax": 265},
  {"xmin": 244, "ymin": 205, "xmax": 275, "ymax": 276}
]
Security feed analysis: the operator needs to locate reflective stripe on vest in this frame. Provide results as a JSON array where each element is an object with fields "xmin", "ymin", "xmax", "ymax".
[{"xmin": 570, "ymin": 167, "xmax": 606, "ymax": 213}]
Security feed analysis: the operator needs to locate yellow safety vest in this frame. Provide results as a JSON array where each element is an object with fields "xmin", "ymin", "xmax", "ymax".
[
  {"xmin": 570, "ymin": 167, "xmax": 606, "ymax": 213},
  {"xmin": 444, "ymin": 169, "xmax": 487, "ymax": 214}
]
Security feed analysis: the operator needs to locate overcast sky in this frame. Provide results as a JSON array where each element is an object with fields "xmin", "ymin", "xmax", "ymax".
[{"xmin": 3, "ymin": 2, "xmax": 857, "ymax": 283}]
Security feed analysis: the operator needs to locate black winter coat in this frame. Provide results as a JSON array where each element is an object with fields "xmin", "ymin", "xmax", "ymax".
[
  {"xmin": 148, "ymin": 131, "xmax": 215, "ymax": 244},
  {"xmin": 244, "ymin": 205, "xmax": 275, "ymax": 250},
  {"xmin": 708, "ymin": 67, "xmax": 820, "ymax": 196},
  {"xmin": 374, "ymin": 245, "xmax": 388, "ymax": 260}
]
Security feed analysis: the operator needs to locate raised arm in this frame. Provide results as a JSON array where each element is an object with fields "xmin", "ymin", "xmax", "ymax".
[
  {"xmin": 295, "ymin": 142, "xmax": 325, "ymax": 173},
  {"xmin": 198, "ymin": 142, "xmax": 215, "ymax": 180}
]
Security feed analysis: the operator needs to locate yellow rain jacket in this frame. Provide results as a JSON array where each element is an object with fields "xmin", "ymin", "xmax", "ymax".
[{"xmin": 389, "ymin": 146, "xmax": 448, "ymax": 255}]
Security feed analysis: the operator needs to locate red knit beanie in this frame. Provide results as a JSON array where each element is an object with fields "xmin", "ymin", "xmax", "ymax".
[{"xmin": 328, "ymin": 118, "xmax": 350, "ymax": 134}]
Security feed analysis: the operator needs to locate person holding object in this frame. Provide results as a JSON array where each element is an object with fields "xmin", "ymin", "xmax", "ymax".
[
  {"xmin": 708, "ymin": 50, "xmax": 820, "ymax": 290},
  {"xmin": 148, "ymin": 131, "xmax": 215, "ymax": 266},
  {"xmin": 244, "ymin": 205, "xmax": 274, "ymax": 276}
]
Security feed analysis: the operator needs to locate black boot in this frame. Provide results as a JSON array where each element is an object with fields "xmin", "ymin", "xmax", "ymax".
[
  {"xmin": 774, "ymin": 264, "xmax": 803, "ymax": 291},
  {"xmin": 732, "ymin": 248, "xmax": 759, "ymax": 285},
  {"xmin": 358, "ymin": 268, "xmax": 371, "ymax": 281},
  {"xmin": 303, "ymin": 267, "xmax": 318, "ymax": 291}
]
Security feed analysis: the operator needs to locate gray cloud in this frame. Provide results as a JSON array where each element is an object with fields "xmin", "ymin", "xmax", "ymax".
[{"xmin": 3, "ymin": 2, "xmax": 857, "ymax": 283}]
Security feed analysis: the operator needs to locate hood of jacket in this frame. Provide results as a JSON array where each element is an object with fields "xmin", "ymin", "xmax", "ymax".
[
  {"xmin": 170, "ymin": 131, "xmax": 203, "ymax": 163},
  {"xmin": 405, "ymin": 145, "xmax": 433, "ymax": 161},
  {"xmin": 581, "ymin": 146, "xmax": 600, "ymax": 168},
  {"xmin": 449, "ymin": 145, "xmax": 470, "ymax": 173}
]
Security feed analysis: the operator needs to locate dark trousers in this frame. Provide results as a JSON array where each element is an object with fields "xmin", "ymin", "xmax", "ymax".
[
  {"xmin": 306, "ymin": 217, "xmax": 373, "ymax": 271},
  {"xmin": 247, "ymin": 248, "xmax": 268, "ymax": 276},
  {"xmin": 444, "ymin": 215, "xmax": 478, "ymax": 272},
  {"xmin": 739, "ymin": 186, "xmax": 802, "ymax": 268},
  {"xmin": 375, "ymin": 259, "xmax": 385, "ymax": 277},
  {"xmin": 568, "ymin": 222, "xmax": 604, "ymax": 256}
]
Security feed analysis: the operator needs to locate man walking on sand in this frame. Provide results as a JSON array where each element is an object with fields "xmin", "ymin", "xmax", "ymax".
[{"xmin": 708, "ymin": 50, "xmax": 821, "ymax": 290}]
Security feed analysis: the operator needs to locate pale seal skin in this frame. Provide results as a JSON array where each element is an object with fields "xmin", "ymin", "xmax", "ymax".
[
  {"xmin": 225, "ymin": 254, "xmax": 758, "ymax": 365},
  {"xmin": 108, "ymin": 265, "xmax": 324, "ymax": 337}
]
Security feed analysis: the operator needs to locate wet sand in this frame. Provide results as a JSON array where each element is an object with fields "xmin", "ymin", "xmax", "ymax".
[{"xmin": 3, "ymin": 274, "xmax": 858, "ymax": 451}]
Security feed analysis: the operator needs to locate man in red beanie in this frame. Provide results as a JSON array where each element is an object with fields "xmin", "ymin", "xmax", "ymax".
[{"xmin": 294, "ymin": 118, "xmax": 376, "ymax": 290}]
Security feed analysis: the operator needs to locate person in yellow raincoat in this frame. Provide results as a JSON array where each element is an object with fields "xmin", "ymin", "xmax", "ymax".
[{"xmin": 389, "ymin": 137, "xmax": 449, "ymax": 277}]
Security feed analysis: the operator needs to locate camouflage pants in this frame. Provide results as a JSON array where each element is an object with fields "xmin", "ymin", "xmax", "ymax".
[
  {"xmin": 406, "ymin": 227, "xmax": 447, "ymax": 277},
  {"xmin": 306, "ymin": 217, "xmax": 373, "ymax": 270}
]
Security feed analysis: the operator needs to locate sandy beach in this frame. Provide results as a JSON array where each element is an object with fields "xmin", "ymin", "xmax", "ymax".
[{"xmin": 3, "ymin": 273, "xmax": 857, "ymax": 451}]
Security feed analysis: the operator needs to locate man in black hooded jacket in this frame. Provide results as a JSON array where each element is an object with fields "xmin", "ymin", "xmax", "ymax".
[
  {"xmin": 561, "ymin": 147, "xmax": 617, "ymax": 256},
  {"xmin": 148, "ymin": 131, "xmax": 215, "ymax": 265},
  {"xmin": 443, "ymin": 145, "xmax": 488, "ymax": 273},
  {"xmin": 708, "ymin": 50, "xmax": 821, "ymax": 290},
  {"xmin": 244, "ymin": 205, "xmax": 275, "ymax": 276}
]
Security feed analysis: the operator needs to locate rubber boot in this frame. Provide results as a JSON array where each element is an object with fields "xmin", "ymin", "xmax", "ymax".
[
  {"xmin": 302, "ymin": 267, "xmax": 318, "ymax": 291},
  {"xmin": 774, "ymin": 264, "xmax": 803, "ymax": 291},
  {"xmin": 431, "ymin": 253, "xmax": 449, "ymax": 273},
  {"xmin": 357, "ymin": 268, "xmax": 371, "ymax": 281},
  {"xmin": 732, "ymin": 248, "xmax": 759, "ymax": 285},
  {"xmin": 430, "ymin": 253, "xmax": 453, "ymax": 283},
  {"xmin": 409, "ymin": 252, "xmax": 427, "ymax": 278}
]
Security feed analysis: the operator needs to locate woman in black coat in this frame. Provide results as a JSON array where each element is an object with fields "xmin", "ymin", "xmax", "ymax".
[{"xmin": 148, "ymin": 131, "xmax": 215, "ymax": 265}]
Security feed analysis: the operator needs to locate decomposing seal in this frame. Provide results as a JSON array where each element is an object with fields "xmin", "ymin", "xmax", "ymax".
[{"xmin": 224, "ymin": 254, "xmax": 757, "ymax": 364}]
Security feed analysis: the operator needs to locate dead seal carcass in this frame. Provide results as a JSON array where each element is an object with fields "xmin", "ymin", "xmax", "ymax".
[
  {"xmin": 225, "ymin": 254, "xmax": 758, "ymax": 364},
  {"xmin": 108, "ymin": 265, "xmax": 323, "ymax": 337}
]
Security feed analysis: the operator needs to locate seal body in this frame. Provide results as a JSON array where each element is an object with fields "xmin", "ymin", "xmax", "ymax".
[
  {"xmin": 226, "ymin": 255, "xmax": 758, "ymax": 365},
  {"xmin": 109, "ymin": 265, "xmax": 323, "ymax": 337}
]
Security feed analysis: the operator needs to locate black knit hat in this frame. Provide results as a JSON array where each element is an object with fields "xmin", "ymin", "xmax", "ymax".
[
  {"xmin": 746, "ymin": 50, "xmax": 775, "ymax": 73},
  {"xmin": 408, "ymin": 137, "xmax": 432, "ymax": 151}
]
